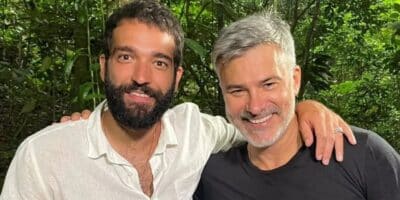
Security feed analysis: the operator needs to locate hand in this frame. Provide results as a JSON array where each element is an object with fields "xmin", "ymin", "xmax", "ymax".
[
  {"xmin": 296, "ymin": 100, "xmax": 356, "ymax": 165},
  {"xmin": 59, "ymin": 109, "xmax": 92, "ymax": 122}
]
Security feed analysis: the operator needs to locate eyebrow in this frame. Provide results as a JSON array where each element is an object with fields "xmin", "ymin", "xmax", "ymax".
[
  {"xmin": 260, "ymin": 76, "xmax": 282, "ymax": 83},
  {"xmin": 111, "ymin": 46, "xmax": 134, "ymax": 55},
  {"xmin": 153, "ymin": 52, "xmax": 173, "ymax": 64},
  {"xmin": 111, "ymin": 46, "xmax": 173, "ymax": 64},
  {"xmin": 225, "ymin": 84, "xmax": 244, "ymax": 91}
]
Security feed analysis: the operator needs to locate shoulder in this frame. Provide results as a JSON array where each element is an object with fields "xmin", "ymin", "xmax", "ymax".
[
  {"xmin": 169, "ymin": 102, "xmax": 201, "ymax": 112},
  {"xmin": 163, "ymin": 102, "xmax": 201, "ymax": 123},
  {"xmin": 167, "ymin": 102, "xmax": 220, "ymax": 120},
  {"xmin": 351, "ymin": 126, "xmax": 397, "ymax": 154},
  {"xmin": 164, "ymin": 102, "xmax": 230, "ymax": 128},
  {"xmin": 350, "ymin": 127, "xmax": 400, "ymax": 198},
  {"xmin": 351, "ymin": 126, "xmax": 377, "ymax": 144},
  {"xmin": 207, "ymin": 144, "xmax": 247, "ymax": 168},
  {"xmin": 200, "ymin": 144, "xmax": 249, "ymax": 190},
  {"xmin": 15, "ymin": 120, "xmax": 88, "ymax": 158},
  {"xmin": 345, "ymin": 126, "xmax": 400, "ymax": 167}
]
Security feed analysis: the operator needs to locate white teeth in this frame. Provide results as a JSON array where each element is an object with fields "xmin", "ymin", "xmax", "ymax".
[
  {"xmin": 128, "ymin": 91, "xmax": 149, "ymax": 97},
  {"xmin": 249, "ymin": 114, "xmax": 272, "ymax": 124}
]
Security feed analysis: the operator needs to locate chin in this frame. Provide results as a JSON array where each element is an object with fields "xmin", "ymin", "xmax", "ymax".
[
  {"xmin": 245, "ymin": 128, "xmax": 284, "ymax": 148},
  {"xmin": 247, "ymin": 137, "xmax": 275, "ymax": 148}
]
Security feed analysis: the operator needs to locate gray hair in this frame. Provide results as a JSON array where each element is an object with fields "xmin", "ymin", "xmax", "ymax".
[{"xmin": 212, "ymin": 11, "xmax": 296, "ymax": 74}]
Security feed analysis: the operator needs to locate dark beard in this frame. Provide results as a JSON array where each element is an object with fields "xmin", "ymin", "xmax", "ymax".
[{"xmin": 104, "ymin": 74, "xmax": 175, "ymax": 130}]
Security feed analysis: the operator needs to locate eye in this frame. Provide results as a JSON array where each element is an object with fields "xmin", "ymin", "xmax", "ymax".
[
  {"xmin": 154, "ymin": 60, "xmax": 169, "ymax": 70},
  {"xmin": 117, "ymin": 54, "xmax": 133, "ymax": 63},
  {"xmin": 263, "ymin": 82, "xmax": 277, "ymax": 89},
  {"xmin": 228, "ymin": 89, "xmax": 245, "ymax": 97}
]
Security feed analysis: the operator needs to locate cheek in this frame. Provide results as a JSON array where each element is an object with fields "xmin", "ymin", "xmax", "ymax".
[
  {"xmin": 224, "ymin": 96, "xmax": 245, "ymax": 118},
  {"xmin": 276, "ymin": 87, "xmax": 296, "ymax": 110},
  {"xmin": 274, "ymin": 83, "xmax": 294, "ymax": 100},
  {"xmin": 107, "ymin": 66, "xmax": 132, "ymax": 83},
  {"xmin": 155, "ymin": 71, "xmax": 175, "ymax": 88},
  {"xmin": 165, "ymin": 72, "xmax": 176, "ymax": 85}
]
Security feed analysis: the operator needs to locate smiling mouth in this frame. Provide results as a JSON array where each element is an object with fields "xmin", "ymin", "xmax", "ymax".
[
  {"xmin": 124, "ymin": 90, "xmax": 154, "ymax": 105},
  {"xmin": 247, "ymin": 114, "xmax": 274, "ymax": 124},
  {"xmin": 127, "ymin": 90, "xmax": 150, "ymax": 98}
]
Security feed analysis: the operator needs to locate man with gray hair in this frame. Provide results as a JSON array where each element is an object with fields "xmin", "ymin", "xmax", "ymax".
[
  {"xmin": 0, "ymin": 1, "xmax": 359, "ymax": 199},
  {"xmin": 194, "ymin": 11, "xmax": 400, "ymax": 199}
]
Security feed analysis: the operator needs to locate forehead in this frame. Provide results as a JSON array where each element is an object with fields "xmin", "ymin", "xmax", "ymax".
[{"xmin": 111, "ymin": 19, "xmax": 176, "ymax": 55}]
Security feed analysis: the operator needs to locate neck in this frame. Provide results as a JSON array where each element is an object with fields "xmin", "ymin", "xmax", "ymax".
[
  {"xmin": 101, "ymin": 110, "xmax": 161, "ymax": 153},
  {"xmin": 247, "ymin": 116, "xmax": 303, "ymax": 171}
]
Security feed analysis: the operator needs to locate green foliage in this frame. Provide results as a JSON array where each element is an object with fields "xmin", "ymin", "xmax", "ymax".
[
  {"xmin": 304, "ymin": 0, "xmax": 400, "ymax": 151},
  {"xmin": 1, "ymin": 0, "xmax": 399, "ymax": 188},
  {"xmin": 316, "ymin": 70, "xmax": 400, "ymax": 150}
]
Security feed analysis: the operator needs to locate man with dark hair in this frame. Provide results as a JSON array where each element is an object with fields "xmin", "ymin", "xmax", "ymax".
[
  {"xmin": 1, "ymin": 1, "xmax": 355, "ymax": 199},
  {"xmin": 195, "ymin": 11, "xmax": 400, "ymax": 200}
]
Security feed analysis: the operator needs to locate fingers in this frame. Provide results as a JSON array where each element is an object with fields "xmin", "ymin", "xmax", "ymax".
[
  {"xmin": 331, "ymin": 118, "xmax": 354, "ymax": 163},
  {"xmin": 321, "ymin": 113, "xmax": 351, "ymax": 165},
  {"xmin": 314, "ymin": 115, "xmax": 328, "ymax": 160},
  {"xmin": 322, "ymin": 114, "xmax": 354, "ymax": 164},
  {"xmin": 71, "ymin": 112, "xmax": 82, "ymax": 121},
  {"xmin": 81, "ymin": 110, "xmax": 92, "ymax": 119},
  {"xmin": 332, "ymin": 118, "xmax": 356, "ymax": 162},
  {"xmin": 321, "ymin": 112, "xmax": 337, "ymax": 165},
  {"xmin": 60, "ymin": 116, "xmax": 71, "ymax": 123},
  {"xmin": 321, "ymin": 127, "xmax": 335, "ymax": 165},
  {"xmin": 296, "ymin": 100, "xmax": 354, "ymax": 165},
  {"xmin": 298, "ymin": 119, "xmax": 314, "ymax": 147},
  {"xmin": 334, "ymin": 132, "xmax": 344, "ymax": 162},
  {"xmin": 339, "ymin": 119, "xmax": 356, "ymax": 145},
  {"xmin": 313, "ymin": 112, "xmax": 341, "ymax": 165},
  {"xmin": 59, "ymin": 111, "xmax": 88, "ymax": 123}
]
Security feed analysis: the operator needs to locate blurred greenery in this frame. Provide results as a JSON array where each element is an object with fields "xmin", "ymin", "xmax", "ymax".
[{"xmin": 1, "ymin": 0, "xmax": 399, "ymax": 188}]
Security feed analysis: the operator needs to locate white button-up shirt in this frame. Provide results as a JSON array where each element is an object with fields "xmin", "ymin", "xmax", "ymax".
[{"xmin": 1, "ymin": 101, "xmax": 243, "ymax": 200}]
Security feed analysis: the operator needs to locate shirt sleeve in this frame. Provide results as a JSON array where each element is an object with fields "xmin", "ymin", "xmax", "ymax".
[
  {"xmin": 200, "ymin": 112, "xmax": 245, "ymax": 154},
  {"xmin": 364, "ymin": 132, "xmax": 400, "ymax": 199},
  {"xmin": 1, "ymin": 141, "xmax": 51, "ymax": 200}
]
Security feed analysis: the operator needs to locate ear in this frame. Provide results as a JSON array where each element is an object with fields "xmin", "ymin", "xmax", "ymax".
[
  {"xmin": 293, "ymin": 65, "xmax": 302, "ymax": 96},
  {"xmin": 99, "ymin": 54, "xmax": 106, "ymax": 82},
  {"xmin": 174, "ymin": 66, "xmax": 184, "ymax": 91}
]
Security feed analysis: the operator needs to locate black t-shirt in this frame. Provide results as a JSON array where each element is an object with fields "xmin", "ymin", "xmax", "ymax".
[{"xmin": 194, "ymin": 126, "xmax": 400, "ymax": 200}]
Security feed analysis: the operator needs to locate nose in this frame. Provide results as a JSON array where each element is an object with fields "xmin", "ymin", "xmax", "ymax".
[
  {"xmin": 131, "ymin": 61, "xmax": 151, "ymax": 85},
  {"xmin": 246, "ymin": 91, "xmax": 265, "ymax": 115}
]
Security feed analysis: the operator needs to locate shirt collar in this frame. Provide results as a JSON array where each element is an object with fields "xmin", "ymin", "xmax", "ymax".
[
  {"xmin": 154, "ymin": 109, "xmax": 178, "ymax": 154},
  {"xmin": 86, "ymin": 100, "xmax": 110, "ymax": 159}
]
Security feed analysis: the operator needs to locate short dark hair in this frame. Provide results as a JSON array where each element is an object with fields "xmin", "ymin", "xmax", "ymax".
[{"xmin": 104, "ymin": 0, "xmax": 184, "ymax": 69}]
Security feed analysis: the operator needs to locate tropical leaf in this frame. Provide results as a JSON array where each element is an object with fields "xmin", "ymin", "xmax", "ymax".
[
  {"xmin": 185, "ymin": 38, "xmax": 208, "ymax": 59},
  {"xmin": 20, "ymin": 99, "xmax": 37, "ymax": 114}
]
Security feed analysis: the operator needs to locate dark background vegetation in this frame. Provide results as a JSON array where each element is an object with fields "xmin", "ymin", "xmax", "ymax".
[{"xmin": 1, "ymin": 0, "xmax": 399, "ymax": 188}]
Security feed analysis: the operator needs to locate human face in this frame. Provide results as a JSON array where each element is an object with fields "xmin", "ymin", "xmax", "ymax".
[
  {"xmin": 218, "ymin": 44, "xmax": 301, "ymax": 148},
  {"xmin": 100, "ymin": 19, "xmax": 183, "ymax": 130}
]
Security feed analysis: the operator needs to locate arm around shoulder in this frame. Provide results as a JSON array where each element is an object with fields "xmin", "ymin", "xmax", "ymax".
[{"xmin": 200, "ymin": 112, "xmax": 244, "ymax": 153}]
